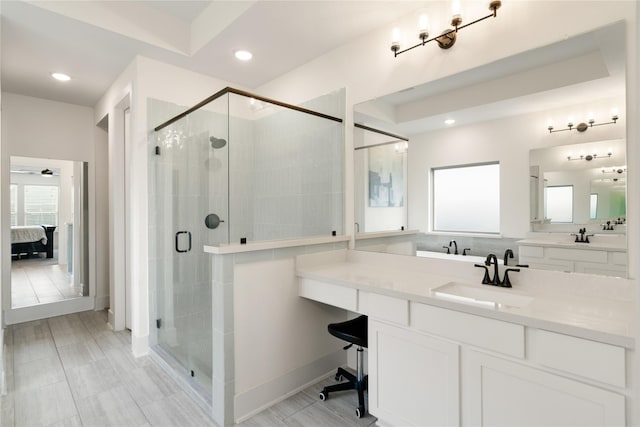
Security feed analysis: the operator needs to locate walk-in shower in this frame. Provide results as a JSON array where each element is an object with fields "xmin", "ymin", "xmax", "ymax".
[{"xmin": 148, "ymin": 87, "xmax": 345, "ymax": 401}]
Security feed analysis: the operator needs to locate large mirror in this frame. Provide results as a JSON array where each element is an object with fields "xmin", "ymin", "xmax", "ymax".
[
  {"xmin": 9, "ymin": 156, "xmax": 89, "ymax": 308},
  {"xmin": 353, "ymin": 22, "xmax": 627, "ymax": 277}
]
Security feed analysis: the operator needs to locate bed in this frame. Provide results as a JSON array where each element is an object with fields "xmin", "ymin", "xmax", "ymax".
[{"xmin": 11, "ymin": 225, "xmax": 56, "ymax": 259}]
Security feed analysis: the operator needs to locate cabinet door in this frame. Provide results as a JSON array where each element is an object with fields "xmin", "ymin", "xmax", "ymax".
[
  {"xmin": 464, "ymin": 350, "xmax": 625, "ymax": 426},
  {"xmin": 369, "ymin": 319, "xmax": 460, "ymax": 426}
]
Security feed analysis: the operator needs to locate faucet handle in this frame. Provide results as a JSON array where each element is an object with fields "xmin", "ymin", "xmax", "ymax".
[
  {"xmin": 442, "ymin": 245, "xmax": 450, "ymax": 254},
  {"xmin": 462, "ymin": 248, "xmax": 471, "ymax": 256},
  {"xmin": 474, "ymin": 264, "xmax": 491, "ymax": 284},
  {"xmin": 501, "ymin": 268, "xmax": 520, "ymax": 288}
]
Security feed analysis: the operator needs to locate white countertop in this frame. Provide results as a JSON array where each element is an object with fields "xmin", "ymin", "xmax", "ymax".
[{"xmin": 296, "ymin": 250, "xmax": 634, "ymax": 348}]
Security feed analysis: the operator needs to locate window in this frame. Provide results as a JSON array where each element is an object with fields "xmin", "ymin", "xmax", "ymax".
[
  {"xmin": 10, "ymin": 184, "xmax": 18, "ymax": 226},
  {"xmin": 590, "ymin": 193, "xmax": 598, "ymax": 220},
  {"xmin": 433, "ymin": 162, "xmax": 500, "ymax": 233},
  {"xmin": 24, "ymin": 185, "xmax": 58, "ymax": 226},
  {"xmin": 545, "ymin": 185, "xmax": 573, "ymax": 223}
]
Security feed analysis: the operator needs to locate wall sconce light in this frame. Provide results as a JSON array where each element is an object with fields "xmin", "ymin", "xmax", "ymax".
[
  {"xmin": 390, "ymin": 0, "xmax": 501, "ymax": 57},
  {"xmin": 41, "ymin": 168, "xmax": 54, "ymax": 177},
  {"xmin": 567, "ymin": 152, "xmax": 612, "ymax": 161},
  {"xmin": 547, "ymin": 111, "xmax": 619, "ymax": 133}
]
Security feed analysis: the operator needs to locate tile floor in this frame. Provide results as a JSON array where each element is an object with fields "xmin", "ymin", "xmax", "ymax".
[
  {"xmin": 11, "ymin": 258, "xmax": 83, "ymax": 308},
  {"xmin": 1, "ymin": 310, "xmax": 377, "ymax": 427}
]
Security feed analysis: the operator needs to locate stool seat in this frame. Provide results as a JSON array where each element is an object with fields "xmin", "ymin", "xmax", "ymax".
[
  {"xmin": 320, "ymin": 315, "xmax": 369, "ymax": 418},
  {"xmin": 328, "ymin": 315, "xmax": 368, "ymax": 348}
]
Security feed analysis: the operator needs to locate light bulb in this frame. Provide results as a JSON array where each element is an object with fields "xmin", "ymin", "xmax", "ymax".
[
  {"xmin": 391, "ymin": 27, "xmax": 401, "ymax": 52},
  {"xmin": 451, "ymin": 0, "xmax": 462, "ymax": 26},
  {"xmin": 392, "ymin": 27, "xmax": 401, "ymax": 44},
  {"xmin": 418, "ymin": 14, "xmax": 429, "ymax": 39},
  {"xmin": 452, "ymin": 0, "xmax": 461, "ymax": 16}
]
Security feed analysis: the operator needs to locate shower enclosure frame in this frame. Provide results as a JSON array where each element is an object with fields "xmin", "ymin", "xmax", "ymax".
[
  {"xmin": 150, "ymin": 86, "xmax": 344, "ymax": 419},
  {"xmin": 154, "ymin": 86, "xmax": 343, "ymax": 132}
]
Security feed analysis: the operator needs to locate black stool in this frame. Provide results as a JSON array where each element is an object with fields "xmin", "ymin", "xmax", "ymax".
[{"xmin": 319, "ymin": 315, "xmax": 368, "ymax": 418}]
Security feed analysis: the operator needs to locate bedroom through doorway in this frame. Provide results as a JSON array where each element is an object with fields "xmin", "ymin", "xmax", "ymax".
[{"xmin": 9, "ymin": 156, "xmax": 88, "ymax": 308}]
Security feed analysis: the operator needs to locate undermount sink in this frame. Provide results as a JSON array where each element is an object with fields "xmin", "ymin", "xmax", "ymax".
[{"xmin": 431, "ymin": 282, "xmax": 533, "ymax": 309}]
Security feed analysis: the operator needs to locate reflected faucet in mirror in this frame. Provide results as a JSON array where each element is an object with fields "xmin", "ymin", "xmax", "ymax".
[{"xmin": 449, "ymin": 240, "xmax": 458, "ymax": 255}]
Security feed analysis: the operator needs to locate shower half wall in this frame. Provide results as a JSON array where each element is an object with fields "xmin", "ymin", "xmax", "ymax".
[{"xmin": 147, "ymin": 87, "xmax": 345, "ymax": 404}]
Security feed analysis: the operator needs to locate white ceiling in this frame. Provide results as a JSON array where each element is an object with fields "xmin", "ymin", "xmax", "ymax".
[{"xmin": 1, "ymin": 0, "xmax": 424, "ymax": 106}]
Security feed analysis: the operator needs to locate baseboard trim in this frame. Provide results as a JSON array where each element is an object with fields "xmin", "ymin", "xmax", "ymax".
[
  {"xmin": 234, "ymin": 350, "xmax": 345, "ymax": 423},
  {"xmin": 94, "ymin": 295, "xmax": 109, "ymax": 311},
  {"xmin": 131, "ymin": 332, "xmax": 149, "ymax": 358}
]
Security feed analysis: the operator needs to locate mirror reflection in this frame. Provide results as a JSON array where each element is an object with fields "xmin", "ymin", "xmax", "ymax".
[
  {"xmin": 353, "ymin": 22, "xmax": 627, "ymax": 277},
  {"xmin": 10, "ymin": 156, "xmax": 89, "ymax": 307},
  {"xmin": 530, "ymin": 139, "xmax": 626, "ymax": 228},
  {"xmin": 354, "ymin": 125, "xmax": 408, "ymax": 233}
]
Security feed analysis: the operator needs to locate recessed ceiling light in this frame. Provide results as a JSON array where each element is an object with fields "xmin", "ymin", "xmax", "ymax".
[
  {"xmin": 51, "ymin": 72, "xmax": 71, "ymax": 81},
  {"xmin": 444, "ymin": 119, "xmax": 455, "ymax": 125},
  {"xmin": 234, "ymin": 50, "xmax": 253, "ymax": 61}
]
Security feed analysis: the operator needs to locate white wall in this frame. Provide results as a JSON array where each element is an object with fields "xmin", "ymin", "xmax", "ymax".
[{"xmin": 1, "ymin": 93, "xmax": 109, "ymax": 316}]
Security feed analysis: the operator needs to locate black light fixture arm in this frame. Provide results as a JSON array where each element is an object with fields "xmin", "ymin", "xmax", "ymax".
[
  {"xmin": 391, "ymin": 1, "xmax": 501, "ymax": 57},
  {"xmin": 548, "ymin": 115, "xmax": 619, "ymax": 134}
]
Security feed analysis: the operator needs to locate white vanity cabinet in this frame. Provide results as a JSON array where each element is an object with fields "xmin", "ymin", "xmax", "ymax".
[
  {"xmin": 366, "ymin": 303, "xmax": 627, "ymax": 427},
  {"xmin": 296, "ymin": 250, "xmax": 633, "ymax": 426},
  {"xmin": 464, "ymin": 350, "xmax": 625, "ymax": 426},
  {"xmin": 368, "ymin": 319, "xmax": 460, "ymax": 427},
  {"xmin": 518, "ymin": 243, "xmax": 626, "ymax": 277}
]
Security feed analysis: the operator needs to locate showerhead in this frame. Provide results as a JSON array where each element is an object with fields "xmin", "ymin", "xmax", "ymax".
[{"xmin": 210, "ymin": 136, "xmax": 227, "ymax": 149}]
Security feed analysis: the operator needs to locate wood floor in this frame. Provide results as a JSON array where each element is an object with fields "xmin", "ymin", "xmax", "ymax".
[{"xmin": 1, "ymin": 310, "xmax": 377, "ymax": 427}]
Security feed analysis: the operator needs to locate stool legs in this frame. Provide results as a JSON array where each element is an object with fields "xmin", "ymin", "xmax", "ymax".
[{"xmin": 319, "ymin": 346, "xmax": 367, "ymax": 418}]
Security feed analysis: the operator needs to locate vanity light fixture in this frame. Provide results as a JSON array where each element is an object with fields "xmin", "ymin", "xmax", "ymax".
[
  {"xmin": 547, "ymin": 111, "xmax": 620, "ymax": 133},
  {"xmin": 390, "ymin": 0, "xmax": 501, "ymax": 57},
  {"xmin": 567, "ymin": 152, "xmax": 612, "ymax": 162},
  {"xmin": 602, "ymin": 167, "xmax": 626, "ymax": 174}
]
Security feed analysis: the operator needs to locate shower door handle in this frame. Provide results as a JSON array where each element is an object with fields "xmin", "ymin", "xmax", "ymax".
[{"xmin": 175, "ymin": 231, "xmax": 192, "ymax": 253}]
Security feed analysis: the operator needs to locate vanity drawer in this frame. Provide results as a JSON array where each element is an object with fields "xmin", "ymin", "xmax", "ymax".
[
  {"xmin": 519, "ymin": 245, "xmax": 544, "ymax": 258},
  {"xmin": 299, "ymin": 278, "xmax": 358, "ymax": 311},
  {"xmin": 410, "ymin": 303, "xmax": 524, "ymax": 358},
  {"xmin": 546, "ymin": 247, "xmax": 608, "ymax": 263},
  {"xmin": 366, "ymin": 292, "xmax": 409, "ymax": 326},
  {"xmin": 529, "ymin": 329, "xmax": 625, "ymax": 387}
]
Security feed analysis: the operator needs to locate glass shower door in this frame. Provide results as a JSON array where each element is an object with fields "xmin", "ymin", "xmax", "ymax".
[{"xmin": 152, "ymin": 98, "xmax": 229, "ymax": 394}]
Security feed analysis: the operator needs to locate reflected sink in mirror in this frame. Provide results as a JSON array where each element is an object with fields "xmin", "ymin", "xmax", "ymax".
[
  {"xmin": 417, "ymin": 250, "xmax": 501, "ymax": 265},
  {"xmin": 431, "ymin": 282, "xmax": 534, "ymax": 309}
]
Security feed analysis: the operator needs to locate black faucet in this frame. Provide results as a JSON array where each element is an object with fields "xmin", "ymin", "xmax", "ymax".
[
  {"xmin": 571, "ymin": 228, "xmax": 594, "ymax": 243},
  {"xmin": 449, "ymin": 240, "xmax": 458, "ymax": 255},
  {"xmin": 602, "ymin": 221, "xmax": 614, "ymax": 231},
  {"xmin": 475, "ymin": 253, "xmax": 520, "ymax": 288},
  {"xmin": 485, "ymin": 254, "xmax": 501, "ymax": 285},
  {"xmin": 503, "ymin": 249, "xmax": 514, "ymax": 266}
]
